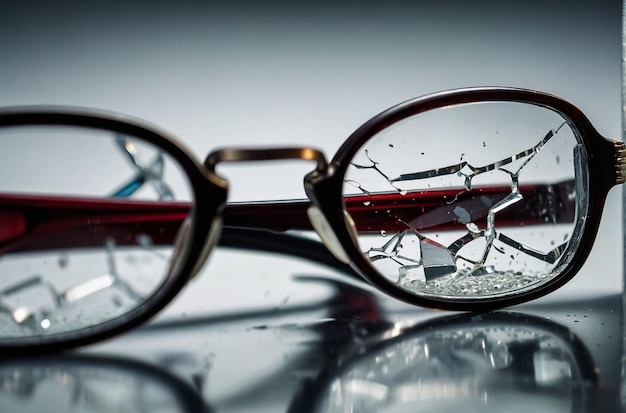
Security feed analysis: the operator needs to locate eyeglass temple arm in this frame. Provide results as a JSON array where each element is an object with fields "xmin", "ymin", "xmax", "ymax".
[
  {"xmin": 0, "ymin": 194, "xmax": 359, "ymax": 283},
  {"xmin": 0, "ymin": 178, "xmax": 574, "ymax": 255},
  {"xmin": 222, "ymin": 178, "xmax": 576, "ymax": 232}
]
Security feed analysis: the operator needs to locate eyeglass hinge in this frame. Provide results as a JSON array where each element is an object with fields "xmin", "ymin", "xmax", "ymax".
[{"xmin": 611, "ymin": 139, "xmax": 626, "ymax": 185}]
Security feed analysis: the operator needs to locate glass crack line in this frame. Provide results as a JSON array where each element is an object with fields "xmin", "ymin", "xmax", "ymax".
[
  {"xmin": 112, "ymin": 135, "xmax": 175, "ymax": 200},
  {"xmin": 344, "ymin": 179, "xmax": 371, "ymax": 195},
  {"xmin": 367, "ymin": 230, "xmax": 421, "ymax": 267},
  {"xmin": 0, "ymin": 276, "xmax": 59, "ymax": 325},
  {"xmin": 467, "ymin": 123, "xmax": 562, "ymax": 269},
  {"xmin": 0, "ymin": 237, "xmax": 146, "ymax": 330},
  {"xmin": 497, "ymin": 233, "xmax": 567, "ymax": 264},
  {"xmin": 371, "ymin": 220, "xmax": 458, "ymax": 283},
  {"xmin": 350, "ymin": 149, "xmax": 407, "ymax": 194},
  {"xmin": 103, "ymin": 237, "xmax": 143, "ymax": 302},
  {"xmin": 352, "ymin": 122, "xmax": 570, "ymax": 286},
  {"xmin": 403, "ymin": 222, "xmax": 457, "ymax": 280},
  {"xmin": 390, "ymin": 123, "xmax": 565, "ymax": 192}
]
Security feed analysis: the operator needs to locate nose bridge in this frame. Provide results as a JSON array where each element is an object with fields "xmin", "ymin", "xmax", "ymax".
[
  {"xmin": 204, "ymin": 147, "xmax": 328, "ymax": 174},
  {"xmin": 203, "ymin": 146, "xmax": 355, "ymax": 265}
]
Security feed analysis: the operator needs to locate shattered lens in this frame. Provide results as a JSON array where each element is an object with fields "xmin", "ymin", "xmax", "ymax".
[
  {"xmin": 0, "ymin": 125, "xmax": 193, "ymax": 340},
  {"xmin": 343, "ymin": 101, "xmax": 588, "ymax": 300}
]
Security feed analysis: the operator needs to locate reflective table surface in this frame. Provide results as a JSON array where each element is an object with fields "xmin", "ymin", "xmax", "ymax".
[{"xmin": 0, "ymin": 250, "xmax": 620, "ymax": 413}]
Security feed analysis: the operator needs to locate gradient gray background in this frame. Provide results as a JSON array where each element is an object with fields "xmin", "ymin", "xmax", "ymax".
[{"xmin": 0, "ymin": 1, "xmax": 622, "ymax": 411}]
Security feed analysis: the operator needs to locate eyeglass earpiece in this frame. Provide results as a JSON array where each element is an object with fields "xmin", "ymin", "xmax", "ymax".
[
  {"xmin": 188, "ymin": 216, "xmax": 223, "ymax": 282},
  {"xmin": 167, "ymin": 216, "xmax": 192, "ymax": 280},
  {"xmin": 167, "ymin": 215, "xmax": 222, "ymax": 284},
  {"xmin": 307, "ymin": 206, "xmax": 357, "ymax": 265}
]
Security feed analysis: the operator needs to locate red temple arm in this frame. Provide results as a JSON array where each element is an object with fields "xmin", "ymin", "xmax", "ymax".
[
  {"xmin": 0, "ymin": 194, "xmax": 189, "ymax": 254},
  {"xmin": 0, "ymin": 179, "xmax": 575, "ymax": 254},
  {"xmin": 222, "ymin": 179, "xmax": 576, "ymax": 232}
]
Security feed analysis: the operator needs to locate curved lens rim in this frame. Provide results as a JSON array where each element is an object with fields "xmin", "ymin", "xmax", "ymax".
[
  {"xmin": 0, "ymin": 106, "xmax": 222, "ymax": 352},
  {"xmin": 319, "ymin": 87, "xmax": 615, "ymax": 310}
]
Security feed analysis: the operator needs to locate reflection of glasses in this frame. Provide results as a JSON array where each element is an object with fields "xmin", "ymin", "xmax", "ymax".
[
  {"xmin": 0, "ymin": 87, "xmax": 622, "ymax": 351},
  {"xmin": 0, "ymin": 355, "xmax": 212, "ymax": 412},
  {"xmin": 295, "ymin": 312, "xmax": 598, "ymax": 413}
]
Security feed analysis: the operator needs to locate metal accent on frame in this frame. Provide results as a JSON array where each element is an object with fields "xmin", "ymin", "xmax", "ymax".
[
  {"xmin": 204, "ymin": 147, "xmax": 328, "ymax": 174},
  {"xmin": 611, "ymin": 139, "xmax": 626, "ymax": 184}
]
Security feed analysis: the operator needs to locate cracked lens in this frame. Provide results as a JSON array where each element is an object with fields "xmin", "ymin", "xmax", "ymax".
[
  {"xmin": 0, "ymin": 126, "xmax": 192, "ymax": 339},
  {"xmin": 343, "ymin": 102, "xmax": 587, "ymax": 300}
]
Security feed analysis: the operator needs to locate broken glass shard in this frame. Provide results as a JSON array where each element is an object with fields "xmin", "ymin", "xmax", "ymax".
[{"xmin": 420, "ymin": 238, "xmax": 457, "ymax": 282}]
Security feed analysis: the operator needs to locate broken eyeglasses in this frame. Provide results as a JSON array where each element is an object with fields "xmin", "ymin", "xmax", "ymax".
[{"xmin": 0, "ymin": 87, "xmax": 622, "ymax": 351}]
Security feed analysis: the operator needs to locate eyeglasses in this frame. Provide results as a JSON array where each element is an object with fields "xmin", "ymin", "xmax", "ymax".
[{"xmin": 0, "ymin": 87, "xmax": 622, "ymax": 351}]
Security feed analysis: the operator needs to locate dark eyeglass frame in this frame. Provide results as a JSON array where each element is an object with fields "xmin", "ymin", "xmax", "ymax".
[
  {"xmin": 0, "ymin": 87, "xmax": 623, "ymax": 352},
  {"xmin": 325, "ymin": 87, "xmax": 623, "ymax": 309}
]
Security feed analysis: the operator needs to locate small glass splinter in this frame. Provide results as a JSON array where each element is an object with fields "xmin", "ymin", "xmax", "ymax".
[{"xmin": 113, "ymin": 135, "xmax": 175, "ymax": 200}]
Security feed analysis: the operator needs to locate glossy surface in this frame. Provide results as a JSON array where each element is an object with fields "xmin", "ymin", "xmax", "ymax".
[{"xmin": 0, "ymin": 254, "xmax": 619, "ymax": 412}]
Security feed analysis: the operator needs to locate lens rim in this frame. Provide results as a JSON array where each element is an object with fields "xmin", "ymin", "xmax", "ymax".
[
  {"xmin": 310, "ymin": 87, "xmax": 616, "ymax": 310},
  {"xmin": 0, "ymin": 106, "xmax": 225, "ymax": 352},
  {"xmin": 0, "ymin": 353, "xmax": 214, "ymax": 412}
]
